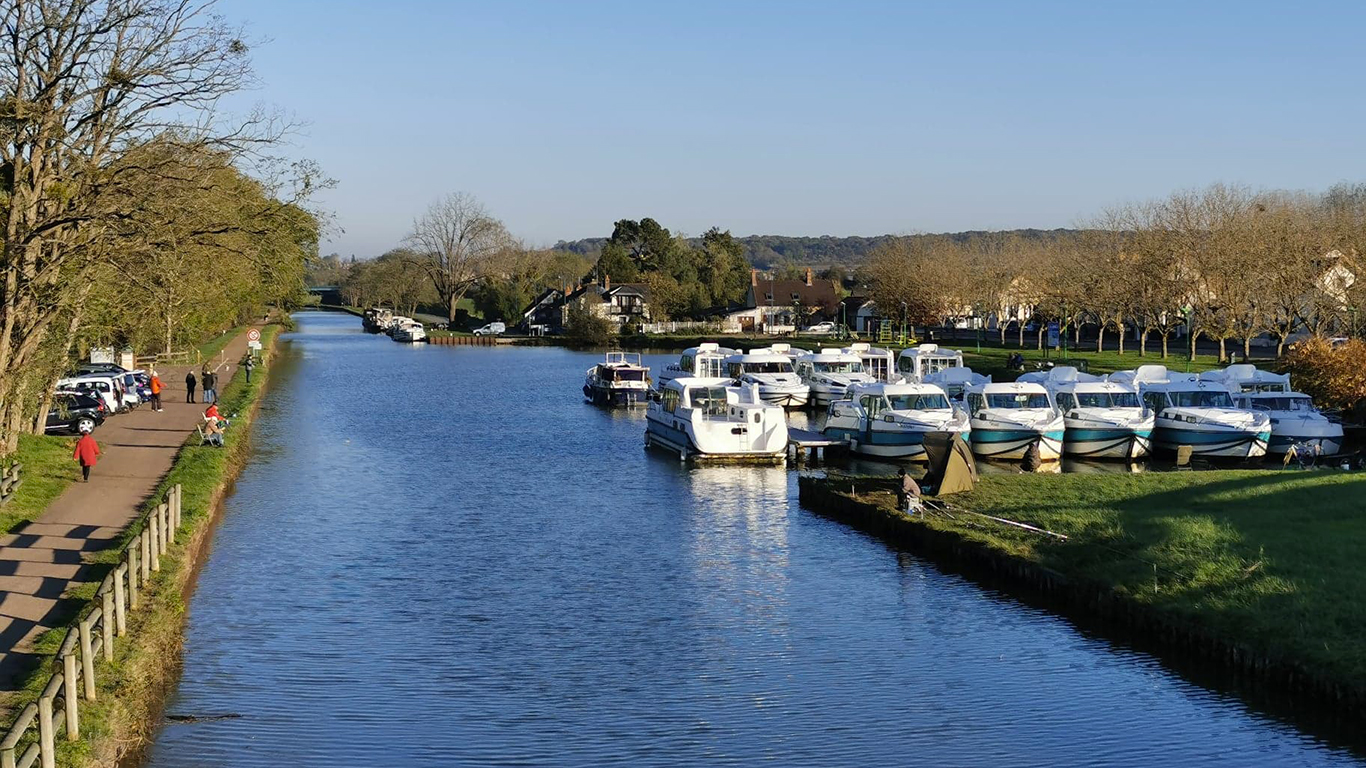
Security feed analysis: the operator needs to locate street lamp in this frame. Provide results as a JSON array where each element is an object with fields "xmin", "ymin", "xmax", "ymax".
[{"xmin": 900, "ymin": 301, "xmax": 908, "ymax": 346}]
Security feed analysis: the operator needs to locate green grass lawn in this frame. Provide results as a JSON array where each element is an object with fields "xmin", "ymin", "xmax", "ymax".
[
  {"xmin": 0, "ymin": 434, "xmax": 81, "ymax": 534},
  {"xmin": 846, "ymin": 469, "xmax": 1366, "ymax": 688},
  {"xmin": 958, "ymin": 343, "xmax": 1228, "ymax": 380},
  {"xmin": 195, "ymin": 324, "xmax": 246, "ymax": 362}
]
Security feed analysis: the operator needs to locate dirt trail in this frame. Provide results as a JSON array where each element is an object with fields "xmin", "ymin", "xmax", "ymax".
[{"xmin": 0, "ymin": 329, "xmax": 255, "ymax": 689}]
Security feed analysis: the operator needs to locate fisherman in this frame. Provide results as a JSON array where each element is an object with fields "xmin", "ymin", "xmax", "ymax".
[
  {"xmin": 202, "ymin": 368, "xmax": 217, "ymax": 404},
  {"xmin": 898, "ymin": 467, "xmax": 923, "ymax": 517},
  {"xmin": 244, "ymin": 355, "xmax": 255, "ymax": 383}
]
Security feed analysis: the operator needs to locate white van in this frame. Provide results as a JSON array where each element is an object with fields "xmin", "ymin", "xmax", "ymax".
[{"xmin": 56, "ymin": 375, "xmax": 125, "ymax": 414}]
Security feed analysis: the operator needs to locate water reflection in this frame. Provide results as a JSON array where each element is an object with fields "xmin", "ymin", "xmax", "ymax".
[{"xmin": 145, "ymin": 314, "xmax": 1366, "ymax": 768}]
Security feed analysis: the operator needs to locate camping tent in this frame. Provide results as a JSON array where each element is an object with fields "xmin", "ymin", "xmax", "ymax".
[{"xmin": 921, "ymin": 432, "xmax": 977, "ymax": 495}]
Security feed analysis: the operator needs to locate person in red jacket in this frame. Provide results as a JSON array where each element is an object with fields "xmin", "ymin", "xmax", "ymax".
[
  {"xmin": 73, "ymin": 428, "xmax": 99, "ymax": 482},
  {"xmin": 204, "ymin": 402, "xmax": 219, "ymax": 421}
]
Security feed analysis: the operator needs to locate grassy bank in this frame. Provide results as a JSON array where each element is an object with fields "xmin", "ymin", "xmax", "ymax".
[
  {"xmin": 11, "ymin": 324, "xmax": 284, "ymax": 766},
  {"xmin": 0, "ymin": 435, "xmax": 81, "ymax": 534},
  {"xmin": 806, "ymin": 469, "xmax": 1366, "ymax": 710}
]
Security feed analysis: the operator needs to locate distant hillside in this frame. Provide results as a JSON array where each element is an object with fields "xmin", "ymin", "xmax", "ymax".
[{"xmin": 552, "ymin": 229, "xmax": 1083, "ymax": 269}]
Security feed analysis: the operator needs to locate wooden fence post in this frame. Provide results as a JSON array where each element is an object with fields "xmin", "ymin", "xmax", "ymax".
[
  {"xmin": 140, "ymin": 530, "xmax": 151, "ymax": 582},
  {"xmin": 37, "ymin": 689, "xmax": 54, "ymax": 768},
  {"xmin": 148, "ymin": 517, "xmax": 159, "ymax": 573},
  {"xmin": 100, "ymin": 587, "xmax": 114, "ymax": 661},
  {"xmin": 62, "ymin": 650, "xmax": 79, "ymax": 740},
  {"xmin": 113, "ymin": 564, "xmax": 127, "ymax": 635},
  {"xmin": 78, "ymin": 618, "xmax": 96, "ymax": 701},
  {"xmin": 128, "ymin": 546, "xmax": 140, "ymax": 610}
]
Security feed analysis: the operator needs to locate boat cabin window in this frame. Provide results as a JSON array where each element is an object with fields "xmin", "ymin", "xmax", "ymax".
[
  {"xmin": 662, "ymin": 389, "xmax": 680, "ymax": 413},
  {"xmin": 814, "ymin": 360, "xmax": 863, "ymax": 374},
  {"xmin": 1170, "ymin": 390, "xmax": 1235, "ymax": 408},
  {"xmin": 698, "ymin": 356, "xmax": 726, "ymax": 378},
  {"xmin": 863, "ymin": 357, "xmax": 889, "ymax": 380},
  {"xmin": 859, "ymin": 395, "xmax": 884, "ymax": 418},
  {"xmin": 887, "ymin": 393, "xmax": 950, "ymax": 411},
  {"xmin": 679, "ymin": 354, "xmax": 694, "ymax": 373},
  {"xmin": 611, "ymin": 368, "xmax": 647, "ymax": 382},
  {"xmin": 986, "ymin": 392, "xmax": 1050, "ymax": 409},
  {"xmin": 728, "ymin": 361, "xmax": 793, "ymax": 376},
  {"xmin": 1253, "ymin": 383, "xmax": 1288, "ymax": 393},
  {"xmin": 691, "ymin": 387, "xmax": 731, "ymax": 417},
  {"xmin": 966, "ymin": 392, "xmax": 985, "ymax": 415},
  {"xmin": 924, "ymin": 357, "xmax": 959, "ymax": 376},
  {"xmin": 1073, "ymin": 392, "xmax": 1141, "ymax": 409},
  {"xmin": 1244, "ymin": 395, "xmax": 1314, "ymax": 412},
  {"xmin": 1143, "ymin": 392, "xmax": 1167, "ymax": 412},
  {"xmin": 1055, "ymin": 392, "xmax": 1076, "ymax": 411}
]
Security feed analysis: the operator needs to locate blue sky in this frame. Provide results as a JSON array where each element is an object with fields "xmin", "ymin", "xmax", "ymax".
[{"xmin": 214, "ymin": 0, "xmax": 1366, "ymax": 257}]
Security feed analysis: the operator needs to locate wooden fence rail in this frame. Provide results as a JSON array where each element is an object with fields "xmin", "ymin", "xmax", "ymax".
[{"xmin": 0, "ymin": 485, "xmax": 182, "ymax": 768}]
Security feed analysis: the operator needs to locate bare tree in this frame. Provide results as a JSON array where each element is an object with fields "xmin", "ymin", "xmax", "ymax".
[{"xmin": 404, "ymin": 193, "xmax": 513, "ymax": 322}]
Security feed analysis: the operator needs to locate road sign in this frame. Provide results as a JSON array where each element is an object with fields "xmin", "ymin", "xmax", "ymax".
[
  {"xmin": 1046, "ymin": 321, "xmax": 1060, "ymax": 348},
  {"xmin": 247, "ymin": 329, "xmax": 260, "ymax": 342},
  {"xmin": 248, "ymin": 341, "xmax": 262, "ymax": 351}
]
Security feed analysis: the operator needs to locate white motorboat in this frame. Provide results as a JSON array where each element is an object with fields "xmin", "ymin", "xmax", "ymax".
[
  {"xmin": 657, "ymin": 343, "xmax": 736, "ymax": 389},
  {"xmin": 362, "ymin": 307, "xmax": 394, "ymax": 333},
  {"xmin": 963, "ymin": 381, "xmax": 1065, "ymax": 460},
  {"xmin": 392, "ymin": 319, "xmax": 427, "ymax": 342},
  {"xmin": 924, "ymin": 365, "xmax": 991, "ymax": 401},
  {"xmin": 1110, "ymin": 365, "xmax": 1270, "ymax": 458},
  {"xmin": 1019, "ymin": 366, "xmax": 1154, "ymax": 459},
  {"xmin": 896, "ymin": 344, "xmax": 965, "ymax": 383},
  {"xmin": 723, "ymin": 351, "xmax": 810, "ymax": 408},
  {"xmin": 794, "ymin": 348, "xmax": 875, "ymax": 407},
  {"xmin": 843, "ymin": 343, "xmax": 897, "ymax": 382},
  {"xmin": 1199, "ymin": 365, "xmax": 1342, "ymax": 455},
  {"xmin": 823, "ymin": 381, "xmax": 970, "ymax": 460},
  {"xmin": 584, "ymin": 351, "xmax": 651, "ymax": 406},
  {"xmin": 645, "ymin": 377, "xmax": 789, "ymax": 461}
]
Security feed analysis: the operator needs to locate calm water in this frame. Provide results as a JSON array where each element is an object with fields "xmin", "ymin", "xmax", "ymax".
[{"xmin": 145, "ymin": 312, "xmax": 1364, "ymax": 767}]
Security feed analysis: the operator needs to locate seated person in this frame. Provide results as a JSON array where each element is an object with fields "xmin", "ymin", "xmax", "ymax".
[{"xmin": 204, "ymin": 416, "xmax": 225, "ymax": 447}]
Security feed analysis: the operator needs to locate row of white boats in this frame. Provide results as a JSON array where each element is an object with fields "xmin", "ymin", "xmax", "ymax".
[
  {"xmin": 585, "ymin": 343, "xmax": 1345, "ymax": 463},
  {"xmin": 362, "ymin": 307, "xmax": 428, "ymax": 342}
]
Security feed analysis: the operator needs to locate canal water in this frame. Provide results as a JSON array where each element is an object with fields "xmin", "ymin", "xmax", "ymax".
[{"xmin": 145, "ymin": 311, "xmax": 1364, "ymax": 767}]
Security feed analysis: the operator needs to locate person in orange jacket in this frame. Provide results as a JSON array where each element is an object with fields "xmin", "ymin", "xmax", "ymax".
[
  {"xmin": 73, "ymin": 427, "xmax": 100, "ymax": 482},
  {"xmin": 149, "ymin": 370, "xmax": 163, "ymax": 412}
]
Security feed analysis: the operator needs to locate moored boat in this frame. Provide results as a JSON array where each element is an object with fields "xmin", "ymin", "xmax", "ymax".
[
  {"xmin": 843, "ymin": 343, "xmax": 897, "ymax": 382},
  {"xmin": 963, "ymin": 380, "xmax": 1065, "ymax": 460},
  {"xmin": 896, "ymin": 344, "xmax": 965, "ymax": 383},
  {"xmin": 924, "ymin": 365, "xmax": 991, "ymax": 401},
  {"xmin": 794, "ymin": 348, "xmax": 875, "ymax": 407},
  {"xmin": 1110, "ymin": 365, "xmax": 1270, "ymax": 458},
  {"xmin": 645, "ymin": 377, "xmax": 788, "ymax": 461},
  {"xmin": 657, "ymin": 343, "xmax": 736, "ymax": 389},
  {"xmin": 823, "ymin": 381, "xmax": 970, "ymax": 460},
  {"xmin": 1018, "ymin": 366, "xmax": 1154, "ymax": 459},
  {"xmin": 584, "ymin": 351, "xmax": 651, "ymax": 406},
  {"xmin": 1199, "ymin": 365, "xmax": 1342, "ymax": 455},
  {"xmin": 723, "ymin": 351, "xmax": 810, "ymax": 408},
  {"xmin": 362, "ymin": 306, "xmax": 393, "ymax": 333},
  {"xmin": 392, "ymin": 319, "xmax": 427, "ymax": 343}
]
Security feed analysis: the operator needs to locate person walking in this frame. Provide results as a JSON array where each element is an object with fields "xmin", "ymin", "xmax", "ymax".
[
  {"xmin": 185, "ymin": 371, "xmax": 197, "ymax": 403},
  {"xmin": 202, "ymin": 368, "xmax": 217, "ymax": 405},
  {"xmin": 73, "ymin": 426, "xmax": 100, "ymax": 482},
  {"xmin": 149, "ymin": 370, "xmax": 163, "ymax": 412}
]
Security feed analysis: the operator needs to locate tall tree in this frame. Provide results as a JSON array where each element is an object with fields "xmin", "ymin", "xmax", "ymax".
[{"xmin": 404, "ymin": 193, "xmax": 513, "ymax": 321}]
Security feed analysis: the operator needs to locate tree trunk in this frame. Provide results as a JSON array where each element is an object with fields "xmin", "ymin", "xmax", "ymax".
[
  {"xmin": 1037, "ymin": 325, "xmax": 1044, "ymax": 351},
  {"xmin": 1161, "ymin": 333, "xmax": 1169, "ymax": 359},
  {"xmin": 1018, "ymin": 322, "xmax": 1024, "ymax": 347},
  {"xmin": 1242, "ymin": 336, "xmax": 1252, "ymax": 361},
  {"xmin": 1139, "ymin": 327, "xmax": 1149, "ymax": 356},
  {"xmin": 1218, "ymin": 337, "xmax": 1226, "ymax": 363},
  {"xmin": 1276, "ymin": 337, "xmax": 1285, "ymax": 357},
  {"xmin": 1116, "ymin": 323, "xmax": 1125, "ymax": 355},
  {"xmin": 1096, "ymin": 326, "xmax": 1105, "ymax": 354}
]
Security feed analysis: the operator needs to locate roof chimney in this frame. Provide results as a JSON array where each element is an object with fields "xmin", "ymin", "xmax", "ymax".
[
  {"xmin": 751, "ymin": 268, "xmax": 759, "ymax": 287},
  {"xmin": 805, "ymin": 268, "xmax": 813, "ymax": 286}
]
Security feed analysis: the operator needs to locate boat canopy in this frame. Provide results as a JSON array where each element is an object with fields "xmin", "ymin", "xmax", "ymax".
[{"xmin": 1199, "ymin": 365, "xmax": 1291, "ymax": 393}]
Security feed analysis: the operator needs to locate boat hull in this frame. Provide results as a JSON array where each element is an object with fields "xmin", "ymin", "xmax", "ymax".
[
  {"xmin": 970, "ymin": 428, "xmax": 1064, "ymax": 461},
  {"xmin": 1268, "ymin": 433, "xmax": 1343, "ymax": 456},
  {"xmin": 824, "ymin": 426, "xmax": 971, "ymax": 460},
  {"xmin": 644, "ymin": 419, "xmax": 786, "ymax": 462},
  {"xmin": 1063, "ymin": 428, "xmax": 1153, "ymax": 459},
  {"xmin": 1152, "ymin": 425, "xmax": 1270, "ymax": 458},
  {"xmin": 758, "ymin": 386, "xmax": 810, "ymax": 408}
]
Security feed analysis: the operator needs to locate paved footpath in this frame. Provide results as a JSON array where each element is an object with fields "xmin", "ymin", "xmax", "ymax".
[{"xmin": 0, "ymin": 328, "xmax": 255, "ymax": 690}]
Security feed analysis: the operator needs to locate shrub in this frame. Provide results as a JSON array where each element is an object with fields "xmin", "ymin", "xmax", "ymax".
[
  {"xmin": 1282, "ymin": 337, "xmax": 1366, "ymax": 416},
  {"xmin": 565, "ymin": 304, "xmax": 616, "ymax": 346}
]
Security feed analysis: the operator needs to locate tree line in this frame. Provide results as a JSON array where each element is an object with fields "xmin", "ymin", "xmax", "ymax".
[
  {"xmin": 0, "ymin": 0, "xmax": 322, "ymax": 454},
  {"xmin": 867, "ymin": 183, "xmax": 1366, "ymax": 361}
]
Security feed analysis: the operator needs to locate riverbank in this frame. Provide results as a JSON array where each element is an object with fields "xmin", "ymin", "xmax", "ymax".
[
  {"xmin": 799, "ymin": 469, "xmax": 1366, "ymax": 719},
  {"xmin": 3, "ymin": 323, "xmax": 283, "ymax": 766}
]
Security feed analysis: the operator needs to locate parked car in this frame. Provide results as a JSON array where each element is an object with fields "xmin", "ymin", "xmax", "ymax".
[
  {"xmin": 121, "ymin": 371, "xmax": 152, "ymax": 403},
  {"xmin": 45, "ymin": 392, "xmax": 106, "ymax": 435},
  {"xmin": 803, "ymin": 321, "xmax": 837, "ymax": 335},
  {"xmin": 75, "ymin": 362, "xmax": 127, "ymax": 376},
  {"xmin": 473, "ymin": 321, "xmax": 506, "ymax": 337},
  {"xmin": 56, "ymin": 375, "xmax": 124, "ymax": 414}
]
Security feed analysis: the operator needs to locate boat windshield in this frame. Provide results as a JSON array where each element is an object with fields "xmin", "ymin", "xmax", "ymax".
[
  {"xmin": 887, "ymin": 393, "xmax": 950, "ymax": 411},
  {"xmin": 1170, "ymin": 390, "xmax": 1235, "ymax": 408},
  {"xmin": 730, "ymin": 361, "xmax": 793, "ymax": 375},
  {"xmin": 690, "ymin": 387, "xmax": 731, "ymax": 416},
  {"xmin": 610, "ymin": 368, "xmax": 647, "ymax": 382},
  {"xmin": 1246, "ymin": 395, "xmax": 1315, "ymax": 412},
  {"xmin": 1076, "ymin": 392, "xmax": 1141, "ymax": 408},
  {"xmin": 814, "ymin": 361, "xmax": 863, "ymax": 374},
  {"xmin": 987, "ymin": 393, "xmax": 1051, "ymax": 409}
]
